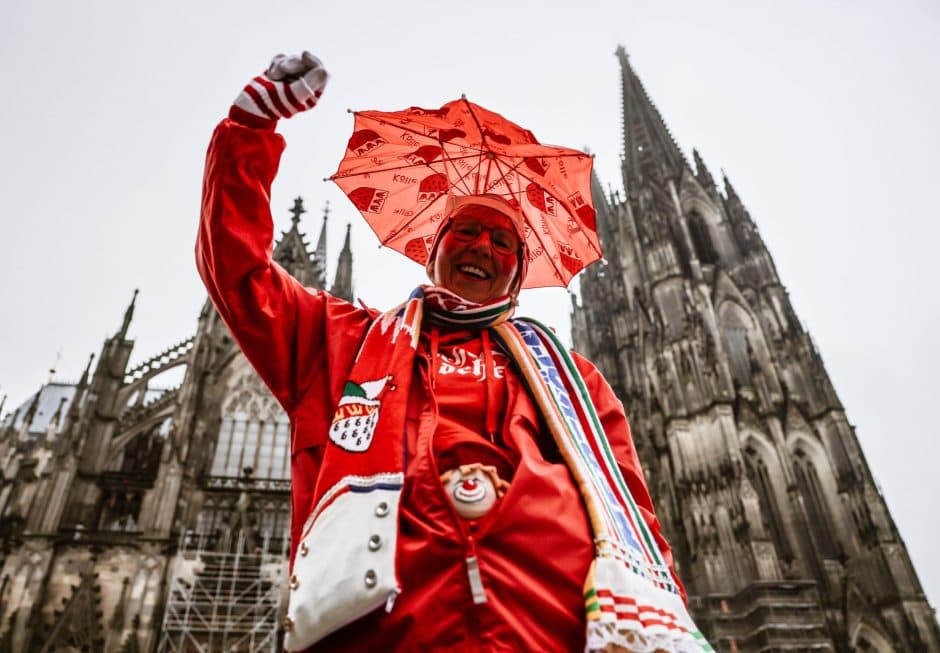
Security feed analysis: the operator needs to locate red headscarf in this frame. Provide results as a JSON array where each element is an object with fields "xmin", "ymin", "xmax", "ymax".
[{"xmin": 426, "ymin": 194, "xmax": 529, "ymax": 297}]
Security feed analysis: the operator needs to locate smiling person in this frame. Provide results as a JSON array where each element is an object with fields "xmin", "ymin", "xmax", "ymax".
[
  {"xmin": 427, "ymin": 195, "xmax": 526, "ymax": 303},
  {"xmin": 198, "ymin": 52, "xmax": 699, "ymax": 653}
]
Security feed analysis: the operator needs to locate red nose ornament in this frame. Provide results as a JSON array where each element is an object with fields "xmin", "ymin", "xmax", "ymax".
[{"xmin": 440, "ymin": 463, "xmax": 510, "ymax": 520}]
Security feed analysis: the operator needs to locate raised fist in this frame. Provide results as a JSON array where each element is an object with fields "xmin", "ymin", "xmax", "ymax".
[{"xmin": 233, "ymin": 51, "xmax": 328, "ymax": 121}]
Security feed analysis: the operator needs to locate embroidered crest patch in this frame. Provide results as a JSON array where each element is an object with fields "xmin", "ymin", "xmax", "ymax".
[{"xmin": 329, "ymin": 378, "xmax": 386, "ymax": 452}]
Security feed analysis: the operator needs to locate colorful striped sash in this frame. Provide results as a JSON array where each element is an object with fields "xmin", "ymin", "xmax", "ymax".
[{"xmin": 493, "ymin": 318, "xmax": 711, "ymax": 652}]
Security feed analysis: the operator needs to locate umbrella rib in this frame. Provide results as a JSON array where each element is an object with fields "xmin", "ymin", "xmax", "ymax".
[
  {"xmin": 487, "ymin": 154, "xmax": 574, "ymax": 285},
  {"xmin": 491, "ymin": 155, "xmax": 601, "ymax": 285},
  {"xmin": 381, "ymin": 193, "xmax": 447, "ymax": 245},
  {"xmin": 330, "ymin": 151, "xmax": 588, "ymax": 184},
  {"xmin": 352, "ymin": 112, "xmax": 464, "ymax": 146},
  {"xmin": 482, "ymin": 154, "xmax": 492, "ymax": 195},
  {"xmin": 438, "ymin": 145, "xmax": 480, "ymax": 196},
  {"xmin": 354, "ymin": 111, "xmax": 491, "ymax": 156},
  {"xmin": 349, "ymin": 110, "xmax": 491, "ymax": 194},
  {"xmin": 486, "ymin": 155, "xmax": 531, "ymax": 202},
  {"xmin": 461, "ymin": 97, "xmax": 487, "ymax": 145},
  {"xmin": 330, "ymin": 153, "xmax": 483, "ymax": 181},
  {"xmin": 534, "ymin": 224, "xmax": 575, "ymax": 287},
  {"xmin": 503, "ymin": 158, "xmax": 603, "ymax": 259},
  {"xmin": 462, "ymin": 99, "xmax": 491, "ymax": 195}
]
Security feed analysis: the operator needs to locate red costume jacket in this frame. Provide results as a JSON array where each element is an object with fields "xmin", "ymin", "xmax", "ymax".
[{"xmin": 197, "ymin": 117, "xmax": 684, "ymax": 652}]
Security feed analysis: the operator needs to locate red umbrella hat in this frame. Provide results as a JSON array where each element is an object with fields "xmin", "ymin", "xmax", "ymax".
[{"xmin": 331, "ymin": 97, "xmax": 602, "ymax": 289}]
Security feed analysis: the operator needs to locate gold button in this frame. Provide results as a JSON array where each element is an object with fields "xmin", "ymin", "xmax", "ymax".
[
  {"xmin": 375, "ymin": 501, "xmax": 389, "ymax": 517},
  {"xmin": 283, "ymin": 616, "xmax": 294, "ymax": 632},
  {"xmin": 299, "ymin": 542, "xmax": 308, "ymax": 557},
  {"xmin": 290, "ymin": 575, "xmax": 299, "ymax": 590},
  {"xmin": 364, "ymin": 569, "xmax": 377, "ymax": 588},
  {"xmin": 368, "ymin": 534, "xmax": 382, "ymax": 551}
]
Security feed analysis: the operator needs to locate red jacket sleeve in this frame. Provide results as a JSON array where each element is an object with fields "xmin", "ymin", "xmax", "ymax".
[
  {"xmin": 572, "ymin": 352, "xmax": 688, "ymax": 605},
  {"xmin": 196, "ymin": 117, "xmax": 372, "ymax": 422},
  {"xmin": 196, "ymin": 117, "xmax": 376, "ymax": 558}
]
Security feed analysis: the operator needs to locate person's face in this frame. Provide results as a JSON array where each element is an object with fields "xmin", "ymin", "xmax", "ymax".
[{"xmin": 428, "ymin": 207, "xmax": 521, "ymax": 304}]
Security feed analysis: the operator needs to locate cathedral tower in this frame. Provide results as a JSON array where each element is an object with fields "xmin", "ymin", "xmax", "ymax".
[{"xmin": 572, "ymin": 47, "xmax": 939, "ymax": 653}]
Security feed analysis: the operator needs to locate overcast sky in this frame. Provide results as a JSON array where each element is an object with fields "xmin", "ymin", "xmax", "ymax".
[{"xmin": 1, "ymin": 0, "xmax": 937, "ymax": 611}]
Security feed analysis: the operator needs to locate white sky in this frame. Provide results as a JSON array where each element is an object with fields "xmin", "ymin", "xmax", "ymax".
[{"xmin": 1, "ymin": 0, "xmax": 937, "ymax": 611}]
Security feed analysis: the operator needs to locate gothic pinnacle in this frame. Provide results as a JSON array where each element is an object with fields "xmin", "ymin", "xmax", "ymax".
[
  {"xmin": 692, "ymin": 149, "xmax": 716, "ymax": 190},
  {"xmin": 721, "ymin": 168, "xmax": 739, "ymax": 201},
  {"xmin": 78, "ymin": 353, "xmax": 95, "ymax": 389},
  {"xmin": 290, "ymin": 196, "xmax": 306, "ymax": 227},
  {"xmin": 119, "ymin": 289, "xmax": 139, "ymax": 340}
]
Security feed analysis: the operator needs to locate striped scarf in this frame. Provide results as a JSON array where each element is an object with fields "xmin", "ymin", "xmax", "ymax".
[
  {"xmin": 291, "ymin": 287, "xmax": 711, "ymax": 652},
  {"xmin": 491, "ymin": 317, "xmax": 712, "ymax": 652}
]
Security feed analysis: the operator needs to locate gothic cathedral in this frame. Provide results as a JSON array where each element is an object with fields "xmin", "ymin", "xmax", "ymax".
[{"xmin": 572, "ymin": 47, "xmax": 939, "ymax": 651}]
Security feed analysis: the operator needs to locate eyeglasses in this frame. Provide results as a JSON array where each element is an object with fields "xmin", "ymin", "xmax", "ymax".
[{"xmin": 450, "ymin": 218, "xmax": 520, "ymax": 255}]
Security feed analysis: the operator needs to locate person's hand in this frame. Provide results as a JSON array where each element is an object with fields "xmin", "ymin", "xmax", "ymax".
[{"xmin": 233, "ymin": 51, "xmax": 328, "ymax": 121}]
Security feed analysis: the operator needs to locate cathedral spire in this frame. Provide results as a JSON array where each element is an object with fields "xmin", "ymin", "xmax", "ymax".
[
  {"xmin": 315, "ymin": 202, "xmax": 329, "ymax": 263},
  {"xmin": 313, "ymin": 202, "xmax": 330, "ymax": 288},
  {"xmin": 330, "ymin": 224, "xmax": 354, "ymax": 302},
  {"xmin": 616, "ymin": 45, "xmax": 687, "ymax": 187}
]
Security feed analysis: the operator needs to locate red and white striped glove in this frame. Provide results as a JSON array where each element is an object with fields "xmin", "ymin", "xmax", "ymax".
[{"xmin": 233, "ymin": 51, "xmax": 328, "ymax": 121}]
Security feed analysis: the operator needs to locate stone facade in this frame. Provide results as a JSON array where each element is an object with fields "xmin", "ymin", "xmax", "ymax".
[
  {"xmin": 571, "ymin": 47, "xmax": 939, "ymax": 652},
  {"xmin": 0, "ymin": 199, "xmax": 350, "ymax": 652}
]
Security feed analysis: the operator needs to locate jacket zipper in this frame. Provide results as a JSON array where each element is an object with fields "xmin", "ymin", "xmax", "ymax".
[
  {"xmin": 465, "ymin": 532, "xmax": 488, "ymax": 605},
  {"xmin": 424, "ymin": 338, "xmax": 490, "ymax": 608}
]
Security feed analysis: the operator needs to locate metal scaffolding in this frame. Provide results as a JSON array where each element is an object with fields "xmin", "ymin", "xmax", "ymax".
[{"xmin": 157, "ymin": 530, "xmax": 289, "ymax": 653}]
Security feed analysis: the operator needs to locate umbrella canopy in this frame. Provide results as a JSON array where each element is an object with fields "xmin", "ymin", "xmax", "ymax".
[{"xmin": 330, "ymin": 98, "xmax": 601, "ymax": 289}]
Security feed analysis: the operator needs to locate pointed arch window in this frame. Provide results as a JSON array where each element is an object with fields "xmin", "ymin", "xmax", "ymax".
[
  {"xmin": 744, "ymin": 445, "xmax": 791, "ymax": 561},
  {"xmin": 211, "ymin": 375, "xmax": 291, "ymax": 480},
  {"xmin": 687, "ymin": 211, "xmax": 719, "ymax": 265},
  {"xmin": 793, "ymin": 449, "xmax": 838, "ymax": 558},
  {"xmin": 723, "ymin": 326, "xmax": 752, "ymax": 386}
]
